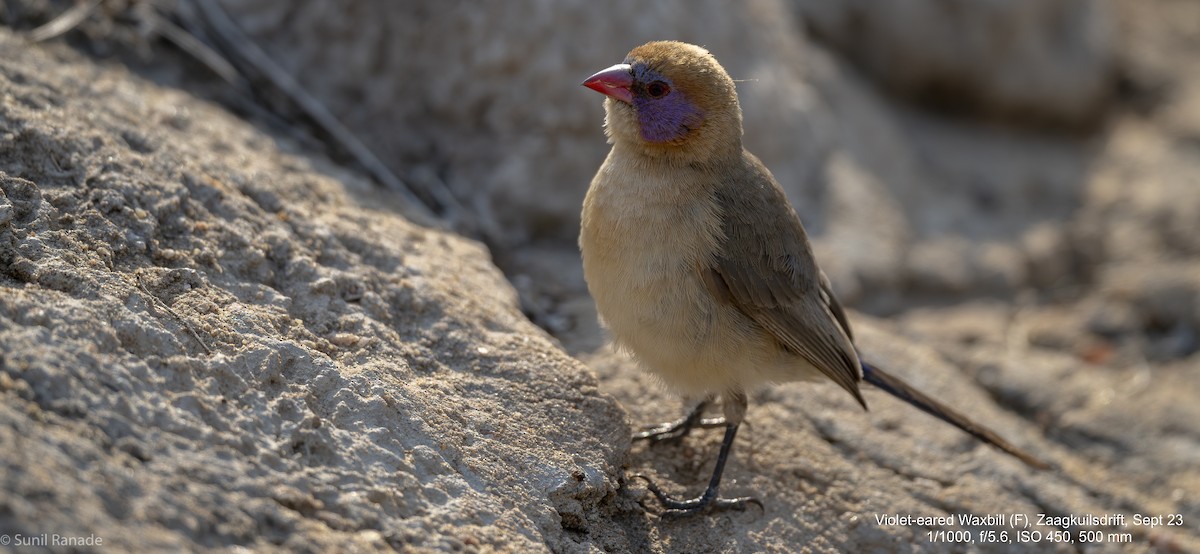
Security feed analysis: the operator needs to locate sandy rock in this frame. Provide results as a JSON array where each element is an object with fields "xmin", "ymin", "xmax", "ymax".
[
  {"xmin": 0, "ymin": 29, "xmax": 631, "ymax": 552},
  {"xmin": 1093, "ymin": 262, "xmax": 1200, "ymax": 360}
]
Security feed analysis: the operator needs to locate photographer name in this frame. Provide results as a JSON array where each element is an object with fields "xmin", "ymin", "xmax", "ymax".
[{"xmin": 9, "ymin": 533, "xmax": 104, "ymax": 547}]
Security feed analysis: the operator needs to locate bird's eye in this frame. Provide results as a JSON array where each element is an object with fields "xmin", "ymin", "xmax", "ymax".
[{"xmin": 646, "ymin": 81, "xmax": 670, "ymax": 98}]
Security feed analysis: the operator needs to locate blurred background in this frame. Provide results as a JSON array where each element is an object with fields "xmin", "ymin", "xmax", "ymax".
[
  {"xmin": 4, "ymin": 0, "xmax": 1198, "ymax": 528},
  {"xmin": 5, "ymin": 0, "xmax": 1197, "ymax": 369},
  {"xmin": 4, "ymin": 1, "xmax": 1200, "ymax": 551}
]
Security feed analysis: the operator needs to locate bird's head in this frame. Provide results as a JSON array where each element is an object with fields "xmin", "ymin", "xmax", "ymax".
[{"xmin": 583, "ymin": 41, "xmax": 743, "ymax": 162}]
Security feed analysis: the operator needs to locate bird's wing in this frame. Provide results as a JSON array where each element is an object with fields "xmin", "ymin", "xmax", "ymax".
[{"xmin": 705, "ymin": 155, "xmax": 865, "ymax": 408}]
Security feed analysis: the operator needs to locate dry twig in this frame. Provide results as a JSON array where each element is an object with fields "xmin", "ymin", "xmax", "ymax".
[
  {"xmin": 29, "ymin": 0, "xmax": 102, "ymax": 42},
  {"xmin": 184, "ymin": 0, "xmax": 442, "ymax": 221},
  {"xmin": 134, "ymin": 273, "xmax": 214, "ymax": 356}
]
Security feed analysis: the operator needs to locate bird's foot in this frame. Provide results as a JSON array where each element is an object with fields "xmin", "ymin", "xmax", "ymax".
[
  {"xmin": 631, "ymin": 474, "xmax": 762, "ymax": 516},
  {"xmin": 633, "ymin": 414, "xmax": 725, "ymax": 443}
]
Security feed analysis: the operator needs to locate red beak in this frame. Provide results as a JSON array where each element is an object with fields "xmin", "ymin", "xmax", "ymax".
[{"xmin": 582, "ymin": 64, "xmax": 633, "ymax": 104}]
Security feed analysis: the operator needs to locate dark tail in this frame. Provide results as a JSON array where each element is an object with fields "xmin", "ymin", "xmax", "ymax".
[{"xmin": 861, "ymin": 362, "xmax": 1051, "ymax": 470}]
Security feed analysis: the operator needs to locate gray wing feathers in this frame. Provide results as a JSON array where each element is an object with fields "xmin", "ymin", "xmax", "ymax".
[{"xmin": 708, "ymin": 161, "xmax": 865, "ymax": 408}]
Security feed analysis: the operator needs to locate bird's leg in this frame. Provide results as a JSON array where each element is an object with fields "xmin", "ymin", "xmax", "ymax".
[
  {"xmin": 634, "ymin": 390, "xmax": 761, "ymax": 515},
  {"xmin": 632, "ymin": 395, "xmax": 724, "ymax": 443}
]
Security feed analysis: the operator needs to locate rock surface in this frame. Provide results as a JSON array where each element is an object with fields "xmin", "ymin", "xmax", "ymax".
[
  {"xmin": 0, "ymin": 29, "xmax": 630, "ymax": 552},
  {"xmin": 1, "ymin": 0, "xmax": 1199, "ymax": 552}
]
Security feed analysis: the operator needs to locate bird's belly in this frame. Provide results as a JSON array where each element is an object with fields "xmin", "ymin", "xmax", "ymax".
[
  {"xmin": 583, "ymin": 246, "xmax": 800, "ymax": 395},
  {"xmin": 580, "ymin": 167, "xmax": 820, "ymax": 394}
]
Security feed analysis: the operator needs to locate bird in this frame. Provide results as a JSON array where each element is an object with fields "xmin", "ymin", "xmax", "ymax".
[{"xmin": 579, "ymin": 40, "xmax": 1048, "ymax": 516}]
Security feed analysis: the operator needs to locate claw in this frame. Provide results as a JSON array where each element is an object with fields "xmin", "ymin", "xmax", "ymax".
[
  {"xmin": 631, "ymin": 474, "xmax": 761, "ymax": 515},
  {"xmin": 633, "ymin": 416, "xmax": 726, "ymax": 443},
  {"xmin": 633, "ymin": 399, "xmax": 724, "ymax": 443},
  {"xmin": 630, "ymin": 396, "xmax": 761, "ymax": 517}
]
